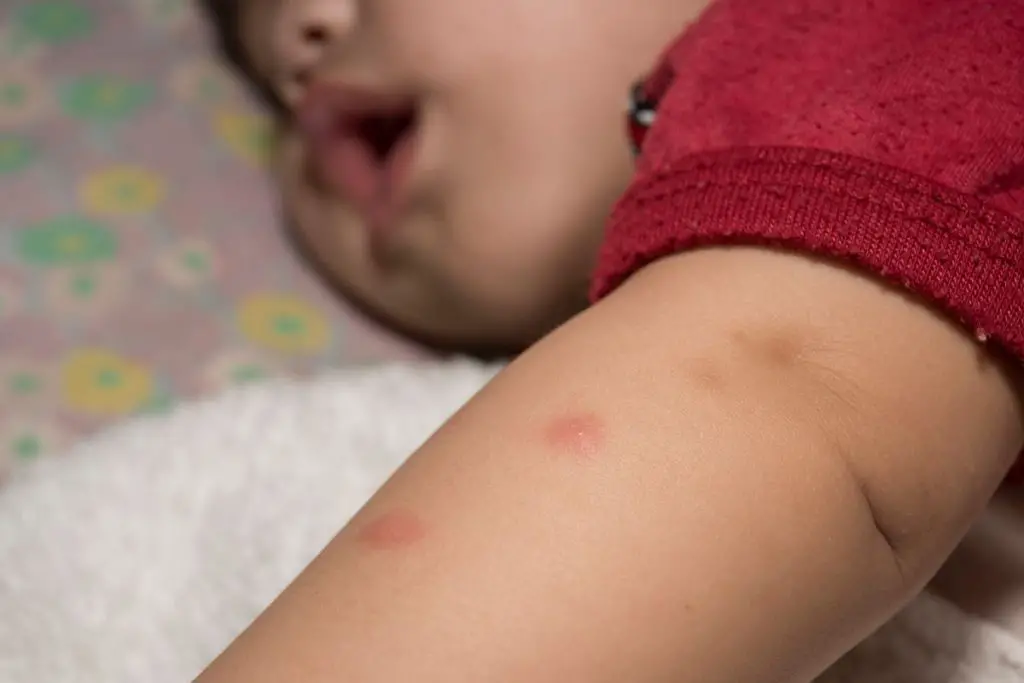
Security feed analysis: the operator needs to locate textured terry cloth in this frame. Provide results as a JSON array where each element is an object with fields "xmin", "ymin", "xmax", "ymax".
[
  {"xmin": 592, "ymin": 0, "xmax": 1024, "ymax": 482},
  {"xmin": 0, "ymin": 359, "xmax": 1022, "ymax": 682}
]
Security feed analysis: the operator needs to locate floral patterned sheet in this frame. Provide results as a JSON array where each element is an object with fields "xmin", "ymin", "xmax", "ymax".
[{"xmin": 0, "ymin": 0, "xmax": 423, "ymax": 478}]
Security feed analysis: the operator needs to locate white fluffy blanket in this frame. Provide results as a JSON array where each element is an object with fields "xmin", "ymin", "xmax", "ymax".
[{"xmin": 0, "ymin": 359, "xmax": 1022, "ymax": 682}]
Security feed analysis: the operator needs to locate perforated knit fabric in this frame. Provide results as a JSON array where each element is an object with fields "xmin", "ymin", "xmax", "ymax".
[{"xmin": 591, "ymin": 0, "xmax": 1024, "ymax": 483}]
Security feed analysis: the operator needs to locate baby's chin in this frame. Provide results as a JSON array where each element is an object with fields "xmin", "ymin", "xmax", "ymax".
[{"xmin": 274, "ymin": 180, "xmax": 517, "ymax": 354}]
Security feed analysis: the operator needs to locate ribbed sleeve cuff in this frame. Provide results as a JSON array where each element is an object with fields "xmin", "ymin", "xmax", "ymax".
[{"xmin": 592, "ymin": 147, "xmax": 1024, "ymax": 360}]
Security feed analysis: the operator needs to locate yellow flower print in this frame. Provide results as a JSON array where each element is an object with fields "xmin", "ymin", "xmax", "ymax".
[
  {"xmin": 214, "ymin": 109, "xmax": 273, "ymax": 166},
  {"xmin": 60, "ymin": 348, "xmax": 154, "ymax": 415},
  {"xmin": 237, "ymin": 293, "xmax": 331, "ymax": 355},
  {"xmin": 80, "ymin": 165, "xmax": 166, "ymax": 216}
]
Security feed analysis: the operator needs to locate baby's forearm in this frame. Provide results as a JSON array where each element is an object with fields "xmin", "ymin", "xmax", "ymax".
[{"xmin": 197, "ymin": 249, "xmax": 1021, "ymax": 683}]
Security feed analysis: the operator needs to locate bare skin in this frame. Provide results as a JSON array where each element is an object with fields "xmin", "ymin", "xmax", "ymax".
[
  {"xmin": 197, "ymin": 248, "xmax": 1022, "ymax": 682},
  {"xmin": 189, "ymin": 0, "xmax": 1024, "ymax": 678},
  {"xmin": 209, "ymin": 0, "xmax": 712, "ymax": 349}
]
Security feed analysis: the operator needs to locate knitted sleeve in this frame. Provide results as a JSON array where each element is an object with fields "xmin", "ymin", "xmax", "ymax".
[{"xmin": 592, "ymin": 0, "xmax": 1024, "ymax": 358}]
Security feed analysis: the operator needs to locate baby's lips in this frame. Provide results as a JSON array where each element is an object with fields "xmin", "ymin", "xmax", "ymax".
[
  {"xmin": 296, "ymin": 82, "xmax": 341, "ymax": 144},
  {"xmin": 317, "ymin": 138, "xmax": 381, "ymax": 206},
  {"xmin": 295, "ymin": 80, "xmax": 419, "ymax": 232},
  {"xmin": 296, "ymin": 82, "xmax": 377, "ymax": 204},
  {"xmin": 297, "ymin": 80, "xmax": 415, "ymax": 138}
]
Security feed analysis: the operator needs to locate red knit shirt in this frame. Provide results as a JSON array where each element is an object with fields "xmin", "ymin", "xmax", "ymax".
[{"xmin": 591, "ymin": 0, "xmax": 1024, "ymax": 483}]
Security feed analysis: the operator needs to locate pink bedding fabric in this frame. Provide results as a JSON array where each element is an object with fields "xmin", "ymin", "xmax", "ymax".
[{"xmin": 0, "ymin": 0, "xmax": 422, "ymax": 478}]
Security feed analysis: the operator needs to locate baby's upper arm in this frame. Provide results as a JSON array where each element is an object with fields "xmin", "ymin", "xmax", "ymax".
[
  {"xmin": 595, "ymin": 0, "xmax": 1024, "ymax": 531},
  {"xmin": 198, "ymin": 243, "xmax": 1024, "ymax": 683},
  {"xmin": 597, "ymin": 246, "xmax": 1023, "ymax": 582}
]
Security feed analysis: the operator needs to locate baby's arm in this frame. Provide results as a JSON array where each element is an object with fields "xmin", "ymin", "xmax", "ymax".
[{"xmin": 197, "ymin": 247, "xmax": 1021, "ymax": 683}]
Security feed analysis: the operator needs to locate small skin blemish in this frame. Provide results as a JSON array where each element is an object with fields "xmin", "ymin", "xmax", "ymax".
[
  {"xmin": 730, "ymin": 326, "xmax": 804, "ymax": 369},
  {"xmin": 686, "ymin": 355, "xmax": 728, "ymax": 392},
  {"xmin": 356, "ymin": 509, "xmax": 428, "ymax": 550},
  {"xmin": 541, "ymin": 412, "xmax": 606, "ymax": 461}
]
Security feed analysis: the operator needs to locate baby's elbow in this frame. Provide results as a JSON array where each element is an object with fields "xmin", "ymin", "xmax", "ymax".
[
  {"xmin": 684, "ymin": 312, "xmax": 1019, "ymax": 596},
  {"xmin": 715, "ymin": 323, "xmax": 926, "ymax": 590},
  {"xmin": 587, "ymin": 248, "xmax": 1023, "ymax": 592},
  {"xmin": 763, "ymin": 324, "xmax": 1023, "ymax": 591}
]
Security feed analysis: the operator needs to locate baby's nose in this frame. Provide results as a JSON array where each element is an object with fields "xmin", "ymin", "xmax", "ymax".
[{"xmin": 274, "ymin": 0, "xmax": 355, "ymax": 103}]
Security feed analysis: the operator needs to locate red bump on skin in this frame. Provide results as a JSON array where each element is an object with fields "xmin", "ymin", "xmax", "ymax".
[
  {"xmin": 541, "ymin": 412, "xmax": 606, "ymax": 460},
  {"xmin": 356, "ymin": 509, "xmax": 428, "ymax": 550}
]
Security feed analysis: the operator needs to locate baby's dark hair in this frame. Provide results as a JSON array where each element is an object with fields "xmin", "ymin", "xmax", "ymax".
[
  {"xmin": 196, "ymin": 0, "xmax": 281, "ymax": 111},
  {"xmin": 196, "ymin": 0, "xmax": 246, "ymax": 69}
]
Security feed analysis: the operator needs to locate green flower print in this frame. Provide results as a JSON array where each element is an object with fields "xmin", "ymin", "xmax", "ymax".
[
  {"xmin": 60, "ymin": 75, "xmax": 153, "ymax": 124},
  {"xmin": 14, "ymin": 1, "xmax": 95, "ymax": 45},
  {"xmin": 0, "ymin": 417, "xmax": 62, "ymax": 466},
  {"xmin": 0, "ymin": 74, "xmax": 43, "ymax": 127},
  {"xmin": 139, "ymin": 387, "xmax": 176, "ymax": 416},
  {"xmin": 17, "ymin": 215, "xmax": 118, "ymax": 266},
  {"xmin": 66, "ymin": 270, "xmax": 99, "ymax": 298},
  {"xmin": 7, "ymin": 370, "xmax": 42, "ymax": 397},
  {"xmin": 0, "ymin": 81, "xmax": 27, "ymax": 108},
  {"xmin": 12, "ymin": 432, "xmax": 42, "ymax": 460},
  {"xmin": 0, "ymin": 135, "xmax": 36, "ymax": 174},
  {"xmin": 230, "ymin": 363, "xmax": 268, "ymax": 384}
]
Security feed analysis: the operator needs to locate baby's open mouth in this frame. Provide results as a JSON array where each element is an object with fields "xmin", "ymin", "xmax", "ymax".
[
  {"xmin": 297, "ymin": 84, "xmax": 420, "ymax": 227},
  {"xmin": 349, "ymin": 108, "xmax": 418, "ymax": 162}
]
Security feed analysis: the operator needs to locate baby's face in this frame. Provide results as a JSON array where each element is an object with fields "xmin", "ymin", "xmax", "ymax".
[{"xmin": 236, "ymin": 0, "xmax": 703, "ymax": 350}]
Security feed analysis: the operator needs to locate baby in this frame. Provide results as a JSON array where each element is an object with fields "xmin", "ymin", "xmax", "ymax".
[
  {"xmin": 196, "ymin": 1, "xmax": 1024, "ymax": 681},
  {"xmin": 204, "ymin": 0, "xmax": 704, "ymax": 352}
]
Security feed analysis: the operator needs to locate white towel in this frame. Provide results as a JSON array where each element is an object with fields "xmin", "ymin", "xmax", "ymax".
[{"xmin": 0, "ymin": 359, "xmax": 1021, "ymax": 682}]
